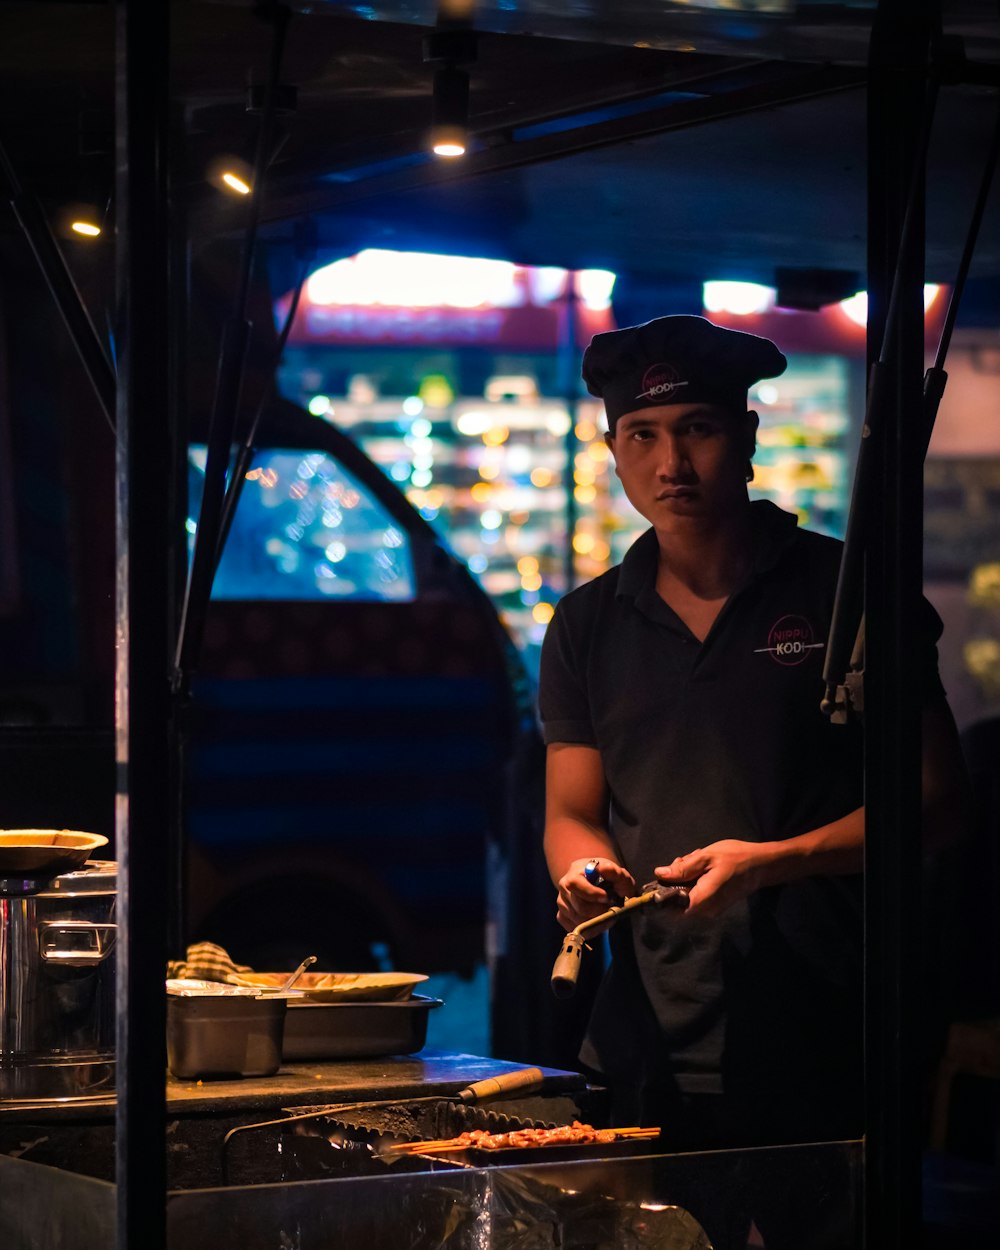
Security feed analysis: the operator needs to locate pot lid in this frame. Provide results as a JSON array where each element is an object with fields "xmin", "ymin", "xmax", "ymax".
[{"xmin": 0, "ymin": 858, "xmax": 117, "ymax": 897}]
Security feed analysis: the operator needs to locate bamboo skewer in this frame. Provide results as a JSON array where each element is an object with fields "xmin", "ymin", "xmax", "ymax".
[{"xmin": 390, "ymin": 1126, "xmax": 661, "ymax": 1154}]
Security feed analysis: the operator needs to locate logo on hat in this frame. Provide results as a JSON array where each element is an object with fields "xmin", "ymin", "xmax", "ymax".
[
  {"xmin": 754, "ymin": 614, "xmax": 825, "ymax": 666},
  {"xmin": 635, "ymin": 363, "xmax": 689, "ymax": 403}
]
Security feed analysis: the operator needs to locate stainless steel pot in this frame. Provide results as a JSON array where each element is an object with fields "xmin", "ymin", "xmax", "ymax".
[{"xmin": 0, "ymin": 860, "xmax": 117, "ymax": 1099}]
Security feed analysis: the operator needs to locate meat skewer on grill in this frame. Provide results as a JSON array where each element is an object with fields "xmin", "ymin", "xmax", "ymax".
[{"xmin": 393, "ymin": 1123, "xmax": 661, "ymax": 1154}]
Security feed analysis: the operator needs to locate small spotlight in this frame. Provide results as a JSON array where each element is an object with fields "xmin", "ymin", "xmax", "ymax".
[
  {"xmin": 60, "ymin": 200, "xmax": 107, "ymax": 240},
  {"xmin": 432, "ymin": 127, "xmax": 466, "ymax": 158},
  {"xmin": 208, "ymin": 156, "xmax": 254, "ymax": 197},
  {"xmin": 424, "ymin": 31, "xmax": 476, "ymax": 160},
  {"xmin": 430, "ymin": 65, "xmax": 469, "ymax": 158}
]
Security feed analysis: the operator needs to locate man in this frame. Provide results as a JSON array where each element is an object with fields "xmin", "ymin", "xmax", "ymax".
[{"xmin": 539, "ymin": 315, "xmax": 965, "ymax": 1248}]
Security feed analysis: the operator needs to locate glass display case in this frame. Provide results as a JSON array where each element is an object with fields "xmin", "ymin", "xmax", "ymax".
[
  {"xmin": 165, "ymin": 1140, "xmax": 862, "ymax": 1250},
  {"xmin": 0, "ymin": 1138, "xmax": 865, "ymax": 1250}
]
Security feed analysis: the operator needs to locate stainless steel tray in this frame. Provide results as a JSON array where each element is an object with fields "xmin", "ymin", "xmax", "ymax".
[
  {"xmin": 281, "ymin": 994, "xmax": 442, "ymax": 1061},
  {"xmin": 167, "ymin": 995, "xmax": 287, "ymax": 1079}
]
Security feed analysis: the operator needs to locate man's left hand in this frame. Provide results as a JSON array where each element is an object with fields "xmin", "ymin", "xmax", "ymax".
[{"xmin": 654, "ymin": 840, "xmax": 767, "ymax": 918}]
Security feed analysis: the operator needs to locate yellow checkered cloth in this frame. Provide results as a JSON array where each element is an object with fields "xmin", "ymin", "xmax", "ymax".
[{"xmin": 166, "ymin": 941, "xmax": 256, "ymax": 985}]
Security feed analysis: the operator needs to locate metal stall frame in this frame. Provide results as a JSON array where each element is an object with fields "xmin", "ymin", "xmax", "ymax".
[
  {"xmin": 100, "ymin": 3, "xmax": 962, "ymax": 1248},
  {"xmin": 864, "ymin": 4, "xmax": 934, "ymax": 1247},
  {"xmin": 114, "ymin": 1, "xmax": 172, "ymax": 1248}
]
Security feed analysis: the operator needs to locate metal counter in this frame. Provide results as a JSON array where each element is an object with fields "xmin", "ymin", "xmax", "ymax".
[{"xmin": 0, "ymin": 1050, "xmax": 590, "ymax": 1188}]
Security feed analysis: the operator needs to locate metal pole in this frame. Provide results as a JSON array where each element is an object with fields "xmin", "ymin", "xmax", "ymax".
[
  {"xmin": 864, "ymin": 3, "xmax": 932, "ymax": 1246},
  {"xmin": 167, "ymin": 154, "xmax": 191, "ymax": 960},
  {"xmin": 115, "ymin": 1, "xmax": 171, "ymax": 1247},
  {"xmin": 173, "ymin": 4, "xmax": 291, "ymax": 691},
  {"xmin": 0, "ymin": 139, "xmax": 117, "ymax": 431},
  {"xmin": 559, "ymin": 280, "xmax": 580, "ymax": 592}
]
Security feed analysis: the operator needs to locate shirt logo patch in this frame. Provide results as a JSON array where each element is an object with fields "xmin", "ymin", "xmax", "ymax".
[
  {"xmin": 635, "ymin": 362, "xmax": 690, "ymax": 403},
  {"xmin": 754, "ymin": 614, "xmax": 825, "ymax": 666}
]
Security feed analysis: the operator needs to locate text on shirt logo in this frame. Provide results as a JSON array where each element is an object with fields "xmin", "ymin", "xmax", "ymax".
[
  {"xmin": 754, "ymin": 614, "xmax": 825, "ymax": 666},
  {"xmin": 635, "ymin": 362, "xmax": 690, "ymax": 402}
]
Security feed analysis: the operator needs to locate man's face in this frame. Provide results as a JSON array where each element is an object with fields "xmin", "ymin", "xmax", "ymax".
[{"xmin": 605, "ymin": 401, "xmax": 758, "ymax": 527}]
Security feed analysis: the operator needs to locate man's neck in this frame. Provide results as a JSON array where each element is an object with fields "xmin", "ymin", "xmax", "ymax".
[{"xmin": 653, "ymin": 502, "xmax": 753, "ymax": 601}]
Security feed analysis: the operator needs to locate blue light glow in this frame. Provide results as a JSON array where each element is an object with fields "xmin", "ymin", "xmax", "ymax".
[{"xmin": 189, "ymin": 446, "xmax": 416, "ymax": 603}]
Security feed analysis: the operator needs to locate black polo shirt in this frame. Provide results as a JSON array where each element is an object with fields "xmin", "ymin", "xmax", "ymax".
[{"xmin": 539, "ymin": 500, "xmax": 943, "ymax": 1104}]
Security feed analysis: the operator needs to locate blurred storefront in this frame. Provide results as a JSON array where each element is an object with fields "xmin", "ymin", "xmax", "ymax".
[
  {"xmin": 267, "ymin": 251, "xmax": 889, "ymax": 672},
  {"xmin": 923, "ymin": 323, "xmax": 1000, "ymax": 732}
]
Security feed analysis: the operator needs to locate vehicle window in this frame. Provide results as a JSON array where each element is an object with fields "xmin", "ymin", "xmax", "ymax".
[{"xmin": 187, "ymin": 446, "xmax": 416, "ymax": 601}]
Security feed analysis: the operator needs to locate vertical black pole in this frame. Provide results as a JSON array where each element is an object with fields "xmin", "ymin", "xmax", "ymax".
[
  {"xmin": 115, "ymin": 1, "xmax": 171, "ymax": 1247},
  {"xmin": 559, "ymin": 280, "xmax": 580, "ymax": 592},
  {"xmin": 864, "ymin": 4, "xmax": 931, "ymax": 1247},
  {"xmin": 167, "ymin": 159, "xmax": 191, "ymax": 959}
]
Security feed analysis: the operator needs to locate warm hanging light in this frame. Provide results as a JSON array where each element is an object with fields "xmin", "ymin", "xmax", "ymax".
[
  {"xmin": 60, "ymin": 196, "xmax": 107, "ymax": 241},
  {"xmin": 208, "ymin": 155, "xmax": 254, "ymax": 197},
  {"xmin": 433, "ymin": 134, "xmax": 467, "ymax": 158},
  {"xmin": 221, "ymin": 171, "xmax": 252, "ymax": 195},
  {"xmin": 424, "ymin": 29, "xmax": 476, "ymax": 159},
  {"xmin": 431, "ymin": 65, "xmax": 469, "ymax": 157}
]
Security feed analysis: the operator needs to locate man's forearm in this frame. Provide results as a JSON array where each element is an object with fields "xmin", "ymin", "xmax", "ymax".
[
  {"xmin": 543, "ymin": 817, "xmax": 620, "ymax": 888},
  {"xmin": 755, "ymin": 806, "xmax": 865, "ymax": 887}
]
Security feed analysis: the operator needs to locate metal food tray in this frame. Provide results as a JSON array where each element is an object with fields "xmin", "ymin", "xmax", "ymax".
[
  {"xmin": 167, "ymin": 994, "xmax": 287, "ymax": 1079},
  {"xmin": 281, "ymin": 993, "xmax": 442, "ymax": 1060}
]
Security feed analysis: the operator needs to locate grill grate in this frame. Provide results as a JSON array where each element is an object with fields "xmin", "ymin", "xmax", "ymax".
[{"xmin": 279, "ymin": 1100, "xmax": 558, "ymax": 1179}]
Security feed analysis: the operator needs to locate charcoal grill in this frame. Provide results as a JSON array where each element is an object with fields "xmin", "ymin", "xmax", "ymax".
[
  {"xmin": 277, "ymin": 1099, "xmax": 662, "ymax": 1177},
  {"xmin": 219, "ymin": 1093, "xmax": 550, "ymax": 1183},
  {"xmin": 275, "ymin": 1098, "xmax": 553, "ymax": 1179},
  {"xmin": 215, "ymin": 1095, "xmax": 708, "ymax": 1248}
]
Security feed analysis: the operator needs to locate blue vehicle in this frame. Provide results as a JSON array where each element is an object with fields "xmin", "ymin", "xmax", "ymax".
[{"xmin": 183, "ymin": 399, "xmax": 541, "ymax": 977}]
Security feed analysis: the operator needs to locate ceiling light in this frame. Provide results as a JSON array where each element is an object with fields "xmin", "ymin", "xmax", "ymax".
[
  {"xmin": 839, "ymin": 291, "xmax": 868, "ymax": 328},
  {"xmin": 58, "ymin": 197, "xmax": 106, "ymax": 241},
  {"xmin": 703, "ymin": 280, "xmax": 774, "ymax": 316},
  {"xmin": 431, "ymin": 66, "xmax": 469, "ymax": 158},
  {"xmin": 575, "ymin": 268, "xmax": 617, "ymax": 310},
  {"xmin": 838, "ymin": 284, "xmax": 941, "ymax": 328},
  {"xmin": 305, "ymin": 248, "xmax": 517, "ymax": 309},
  {"xmin": 432, "ymin": 133, "xmax": 466, "ymax": 159},
  {"xmin": 424, "ymin": 29, "xmax": 476, "ymax": 160},
  {"xmin": 207, "ymin": 155, "xmax": 254, "ymax": 197}
]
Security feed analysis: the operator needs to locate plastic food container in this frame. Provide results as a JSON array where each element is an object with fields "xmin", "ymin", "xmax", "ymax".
[
  {"xmin": 166, "ymin": 983, "xmax": 289, "ymax": 1079},
  {"xmin": 281, "ymin": 994, "xmax": 442, "ymax": 1061}
]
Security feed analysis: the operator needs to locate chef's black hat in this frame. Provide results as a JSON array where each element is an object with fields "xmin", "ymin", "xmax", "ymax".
[{"xmin": 582, "ymin": 314, "xmax": 787, "ymax": 429}]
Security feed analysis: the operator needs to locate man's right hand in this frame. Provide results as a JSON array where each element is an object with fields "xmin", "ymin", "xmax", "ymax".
[{"xmin": 555, "ymin": 857, "xmax": 636, "ymax": 932}]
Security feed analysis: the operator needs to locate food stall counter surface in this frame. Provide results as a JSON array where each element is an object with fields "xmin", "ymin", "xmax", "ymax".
[
  {"xmin": 0, "ymin": 1051, "xmax": 591, "ymax": 1190},
  {"xmin": 169, "ymin": 1049, "xmax": 585, "ymax": 1113},
  {"xmin": 0, "ymin": 1049, "xmax": 585, "ymax": 1120}
]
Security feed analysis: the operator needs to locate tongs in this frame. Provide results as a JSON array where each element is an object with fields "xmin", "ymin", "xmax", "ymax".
[
  {"xmin": 550, "ymin": 879, "xmax": 688, "ymax": 998},
  {"xmin": 220, "ymin": 1066, "xmax": 546, "ymax": 1181}
]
